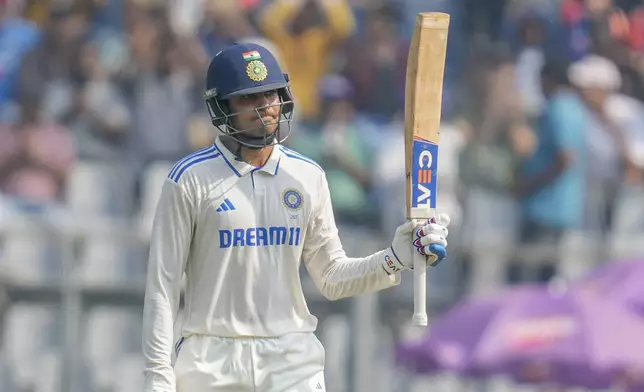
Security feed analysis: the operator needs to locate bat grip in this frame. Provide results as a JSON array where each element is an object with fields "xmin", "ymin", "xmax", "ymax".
[{"xmin": 412, "ymin": 251, "xmax": 427, "ymax": 326}]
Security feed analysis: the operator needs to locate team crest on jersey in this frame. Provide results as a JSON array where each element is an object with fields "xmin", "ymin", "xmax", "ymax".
[
  {"xmin": 282, "ymin": 188, "xmax": 303, "ymax": 211},
  {"xmin": 246, "ymin": 60, "xmax": 268, "ymax": 82}
]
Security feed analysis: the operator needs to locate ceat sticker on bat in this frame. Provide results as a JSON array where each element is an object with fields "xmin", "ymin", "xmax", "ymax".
[{"xmin": 411, "ymin": 136, "xmax": 438, "ymax": 210}]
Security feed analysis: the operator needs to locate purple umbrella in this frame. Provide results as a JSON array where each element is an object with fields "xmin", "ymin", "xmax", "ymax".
[
  {"xmin": 575, "ymin": 259, "xmax": 644, "ymax": 316},
  {"xmin": 397, "ymin": 284, "xmax": 644, "ymax": 389},
  {"xmin": 469, "ymin": 286, "xmax": 644, "ymax": 389},
  {"xmin": 396, "ymin": 285, "xmax": 542, "ymax": 376}
]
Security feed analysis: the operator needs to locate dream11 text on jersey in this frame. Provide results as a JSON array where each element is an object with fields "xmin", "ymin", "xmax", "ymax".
[{"xmin": 219, "ymin": 226, "xmax": 302, "ymax": 248}]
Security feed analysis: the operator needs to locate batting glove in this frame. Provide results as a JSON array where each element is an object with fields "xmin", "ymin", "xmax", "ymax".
[{"xmin": 384, "ymin": 213, "xmax": 450, "ymax": 274}]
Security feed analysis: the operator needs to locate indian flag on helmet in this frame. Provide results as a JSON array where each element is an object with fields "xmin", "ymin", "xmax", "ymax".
[{"xmin": 242, "ymin": 50, "xmax": 261, "ymax": 61}]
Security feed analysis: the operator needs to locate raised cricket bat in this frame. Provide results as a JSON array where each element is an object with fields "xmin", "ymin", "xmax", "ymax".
[{"xmin": 404, "ymin": 13, "xmax": 450, "ymax": 327}]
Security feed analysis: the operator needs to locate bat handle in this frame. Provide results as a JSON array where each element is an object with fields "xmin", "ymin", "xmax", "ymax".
[{"xmin": 412, "ymin": 251, "xmax": 427, "ymax": 326}]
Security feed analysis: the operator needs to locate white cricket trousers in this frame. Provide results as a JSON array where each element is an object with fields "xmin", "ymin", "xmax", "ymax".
[{"xmin": 174, "ymin": 332, "xmax": 327, "ymax": 392}]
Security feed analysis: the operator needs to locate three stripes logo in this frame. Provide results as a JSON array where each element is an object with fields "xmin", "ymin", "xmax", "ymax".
[
  {"xmin": 216, "ymin": 199, "xmax": 236, "ymax": 212},
  {"xmin": 308, "ymin": 374, "xmax": 325, "ymax": 391}
]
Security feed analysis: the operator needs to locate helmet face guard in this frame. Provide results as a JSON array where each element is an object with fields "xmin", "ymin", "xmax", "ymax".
[{"xmin": 204, "ymin": 86, "xmax": 295, "ymax": 149}]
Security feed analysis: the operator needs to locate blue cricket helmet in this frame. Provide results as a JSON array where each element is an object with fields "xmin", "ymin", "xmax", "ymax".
[
  {"xmin": 206, "ymin": 43, "xmax": 290, "ymax": 98},
  {"xmin": 204, "ymin": 43, "xmax": 295, "ymax": 149}
]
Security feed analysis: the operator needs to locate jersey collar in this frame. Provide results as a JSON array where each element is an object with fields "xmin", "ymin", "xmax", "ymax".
[{"xmin": 214, "ymin": 136, "xmax": 282, "ymax": 177}]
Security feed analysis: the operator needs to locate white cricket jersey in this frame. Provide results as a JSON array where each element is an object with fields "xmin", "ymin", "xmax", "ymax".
[{"xmin": 142, "ymin": 136, "xmax": 401, "ymax": 391}]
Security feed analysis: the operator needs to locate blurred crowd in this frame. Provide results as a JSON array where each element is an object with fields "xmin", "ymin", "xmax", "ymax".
[
  {"xmin": 0, "ymin": 0, "xmax": 643, "ymax": 290},
  {"xmin": 451, "ymin": 0, "xmax": 644, "ymax": 294}
]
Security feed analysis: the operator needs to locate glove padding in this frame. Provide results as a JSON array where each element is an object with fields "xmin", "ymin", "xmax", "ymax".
[{"xmin": 387, "ymin": 213, "xmax": 450, "ymax": 272}]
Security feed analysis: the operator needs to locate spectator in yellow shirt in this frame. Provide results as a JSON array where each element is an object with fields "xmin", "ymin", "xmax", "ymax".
[{"xmin": 260, "ymin": 0, "xmax": 355, "ymax": 122}]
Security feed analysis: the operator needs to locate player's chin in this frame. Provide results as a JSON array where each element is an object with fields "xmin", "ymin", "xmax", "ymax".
[
  {"xmin": 253, "ymin": 123, "xmax": 279, "ymax": 135},
  {"xmin": 243, "ymin": 126, "xmax": 279, "ymax": 139}
]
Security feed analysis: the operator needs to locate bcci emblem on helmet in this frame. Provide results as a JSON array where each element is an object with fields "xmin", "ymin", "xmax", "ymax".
[
  {"xmin": 282, "ymin": 189, "xmax": 303, "ymax": 211},
  {"xmin": 246, "ymin": 60, "xmax": 268, "ymax": 82}
]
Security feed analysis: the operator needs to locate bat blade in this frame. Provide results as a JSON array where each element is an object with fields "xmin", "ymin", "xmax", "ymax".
[{"xmin": 404, "ymin": 12, "xmax": 450, "ymax": 327}]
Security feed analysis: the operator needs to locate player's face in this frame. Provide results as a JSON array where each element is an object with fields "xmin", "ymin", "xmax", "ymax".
[{"xmin": 228, "ymin": 90, "xmax": 281, "ymax": 136}]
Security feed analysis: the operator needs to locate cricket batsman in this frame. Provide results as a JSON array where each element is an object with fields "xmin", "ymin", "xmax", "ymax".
[{"xmin": 142, "ymin": 43, "xmax": 451, "ymax": 392}]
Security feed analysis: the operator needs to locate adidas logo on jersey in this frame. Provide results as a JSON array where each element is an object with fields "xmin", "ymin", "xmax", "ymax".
[
  {"xmin": 308, "ymin": 374, "xmax": 325, "ymax": 391},
  {"xmin": 216, "ymin": 199, "xmax": 235, "ymax": 212}
]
